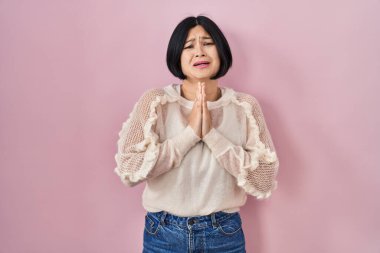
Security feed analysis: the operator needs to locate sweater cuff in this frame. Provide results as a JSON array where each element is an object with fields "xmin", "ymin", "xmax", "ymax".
[
  {"xmin": 169, "ymin": 125, "xmax": 201, "ymax": 156},
  {"xmin": 202, "ymin": 127, "xmax": 235, "ymax": 157}
]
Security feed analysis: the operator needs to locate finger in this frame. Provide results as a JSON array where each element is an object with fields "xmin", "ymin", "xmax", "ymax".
[
  {"xmin": 202, "ymin": 87, "xmax": 205, "ymax": 103},
  {"xmin": 200, "ymin": 83, "xmax": 203, "ymax": 100},
  {"xmin": 203, "ymin": 87, "xmax": 205, "ymax": 101},
  {"xmin": 198, "ymin": 87, "xmax": 202, "ymax": 105}
]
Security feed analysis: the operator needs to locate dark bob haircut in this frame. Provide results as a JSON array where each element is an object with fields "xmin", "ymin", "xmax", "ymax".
[{"xmin": 166, "ymin": 15, "xmax": 233, "ymax": 80}]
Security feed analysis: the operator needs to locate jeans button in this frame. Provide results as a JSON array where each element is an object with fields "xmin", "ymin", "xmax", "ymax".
[{"xmin": 188, "ymin": 219, "xmax": 194, "ymax": 225}]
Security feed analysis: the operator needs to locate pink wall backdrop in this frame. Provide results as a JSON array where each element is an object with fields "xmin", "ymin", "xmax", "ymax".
[{"xmin": 1, "ymin": 0, "xmax": 379, "ymax": 252}]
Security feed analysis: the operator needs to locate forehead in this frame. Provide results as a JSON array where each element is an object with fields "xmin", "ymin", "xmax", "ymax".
[{"xmin": 185, "ymin": 25, "xmax": 211, "ymax": 40}]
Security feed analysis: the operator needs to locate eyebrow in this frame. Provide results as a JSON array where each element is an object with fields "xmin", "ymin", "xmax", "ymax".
[{"xmin": 185, "ymin": 36, "xmax": 213, "ymax": 44}]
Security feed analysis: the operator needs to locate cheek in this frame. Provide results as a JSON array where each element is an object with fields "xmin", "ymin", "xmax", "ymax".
[
  {"xmin": 208, "ymin": 49, "xmax": 220, "ymax": 63},
  {"xmin": 181, "ymin": 51, "xmax": 190, "ymax": 60},
  {"xmin": 180, "ymin": 54, "xmax": 191, "ymax": 73},
  {"xmin": 211, "ymin": 54, "xmax": 220, "ymax": 67},
  {"xmin": 212, "ymin": 49, "xmax": 220, "ymax": 61},
  {"xmin": 180, "ymin": 56, "xmax": 190, "ymax": 68}
]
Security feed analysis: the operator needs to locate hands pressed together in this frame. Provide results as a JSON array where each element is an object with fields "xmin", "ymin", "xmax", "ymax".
[{"xmin": 188, "ymin": 82, "xmax": 212, "ymax": 139}]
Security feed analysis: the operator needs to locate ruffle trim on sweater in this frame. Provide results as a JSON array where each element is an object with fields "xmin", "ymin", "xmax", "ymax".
[
  {"xmin": 114, "ymin": 90, "xmax": 181, "ymax": 186},
  {"xmin": 113, "ymin": 101, "xmax": 141, "ymax": 186},
  {"xmin": 230, "ymin": 95, "xmax": 279, "ymax": 199}
]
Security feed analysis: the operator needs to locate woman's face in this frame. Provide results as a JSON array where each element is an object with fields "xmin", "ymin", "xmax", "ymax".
[{"xmin": 180, "ymin": 25, "xmax": 220, "ymax": 81}]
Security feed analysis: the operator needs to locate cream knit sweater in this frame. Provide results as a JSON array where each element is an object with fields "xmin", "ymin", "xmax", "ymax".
[{"xmin": 114, "ymin": 83, "xmax": 279, "ymax": 217}]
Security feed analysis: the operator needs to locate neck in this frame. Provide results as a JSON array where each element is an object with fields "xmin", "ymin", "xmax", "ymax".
[{"xmin": 181, "ymin": 79, "xmax": 221, "ymax": 102}]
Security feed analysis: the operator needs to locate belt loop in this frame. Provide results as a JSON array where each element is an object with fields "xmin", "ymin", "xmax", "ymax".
[
  {"xmin": 211, "ymin": 213, "xmax": 218, "ymax": 228},
  {"xmin": 160, "ymin": 211, "xmax": 167, "ymax": 226}
]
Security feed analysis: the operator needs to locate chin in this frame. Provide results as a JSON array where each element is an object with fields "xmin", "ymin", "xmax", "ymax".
[{"xmin": 192, "ymin": 72, "xmax": 215, "ymax": 79}]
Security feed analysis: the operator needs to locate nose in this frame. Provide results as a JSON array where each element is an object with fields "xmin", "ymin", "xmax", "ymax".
[{"xmin": 194, "ymin": 43, "xmax": 206, "ymax": 57}]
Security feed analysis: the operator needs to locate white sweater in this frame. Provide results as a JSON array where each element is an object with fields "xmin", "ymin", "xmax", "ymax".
[{"xmin": 114, "ymin": 83, "xmax": 279, "ymax": 217}]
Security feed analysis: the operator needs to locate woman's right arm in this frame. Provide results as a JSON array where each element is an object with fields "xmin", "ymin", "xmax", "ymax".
[{"xmin": 114, "ymin": 88, "xmax": 201, "ymax": 187}]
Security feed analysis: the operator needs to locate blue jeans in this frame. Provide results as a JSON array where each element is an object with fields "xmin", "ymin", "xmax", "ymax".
[{"xmin": 143, "ymin": 210, "xmax": 246, "ymax": 252}]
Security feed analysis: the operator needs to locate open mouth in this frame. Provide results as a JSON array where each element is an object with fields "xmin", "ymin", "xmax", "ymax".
[{"xmin": 193, "ymin": 61, "xmax": 210, "ymax": 69}]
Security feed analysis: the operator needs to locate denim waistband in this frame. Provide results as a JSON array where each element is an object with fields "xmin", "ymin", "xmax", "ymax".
[{"xmin": 146, "ymin": 210, "xmax": 240, "ymax": 230}]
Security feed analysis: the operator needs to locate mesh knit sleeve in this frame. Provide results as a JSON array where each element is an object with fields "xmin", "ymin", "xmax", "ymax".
[
  {"xmin": 202, "ymin": 94, "xmax": 279, "ymax": 199},
  {"xmin": 114, "ymin": 88, "xmax": 201, "ymax": 187}
]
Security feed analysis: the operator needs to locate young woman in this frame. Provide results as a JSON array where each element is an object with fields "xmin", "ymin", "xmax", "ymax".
[{"xmin": 114, "ymin": 15, "xmax": 279, "ymax": 252}]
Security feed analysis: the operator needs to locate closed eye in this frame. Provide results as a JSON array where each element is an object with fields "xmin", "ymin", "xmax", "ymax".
[{"xmin": 184, "ymin": 42, "xmax": 214, "ymax": 49}]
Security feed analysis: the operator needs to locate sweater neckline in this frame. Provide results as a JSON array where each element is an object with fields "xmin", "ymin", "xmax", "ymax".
[{"xmin": 164, "ymin": 83, "xmax": 235, "ymax": 109}]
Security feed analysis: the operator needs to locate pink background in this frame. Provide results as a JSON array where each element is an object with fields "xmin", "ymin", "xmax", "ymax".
[{"xmin": 1, "ymin": 0, "xmax": 379, "ymax": 252}]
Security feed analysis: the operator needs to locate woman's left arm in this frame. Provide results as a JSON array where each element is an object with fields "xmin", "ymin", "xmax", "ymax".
[{"xmin": 202, "ymin": 96, "xmax": 279, "ymax": 200}]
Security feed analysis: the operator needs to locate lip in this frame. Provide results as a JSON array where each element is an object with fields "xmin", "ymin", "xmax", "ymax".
[
  {"xmin": 193, "ymin": 60, "xmax": 210, "ymax": 69},
  {"xmin": 193, "ymin": 60, "xmax": 210, "ymax": 66}
]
